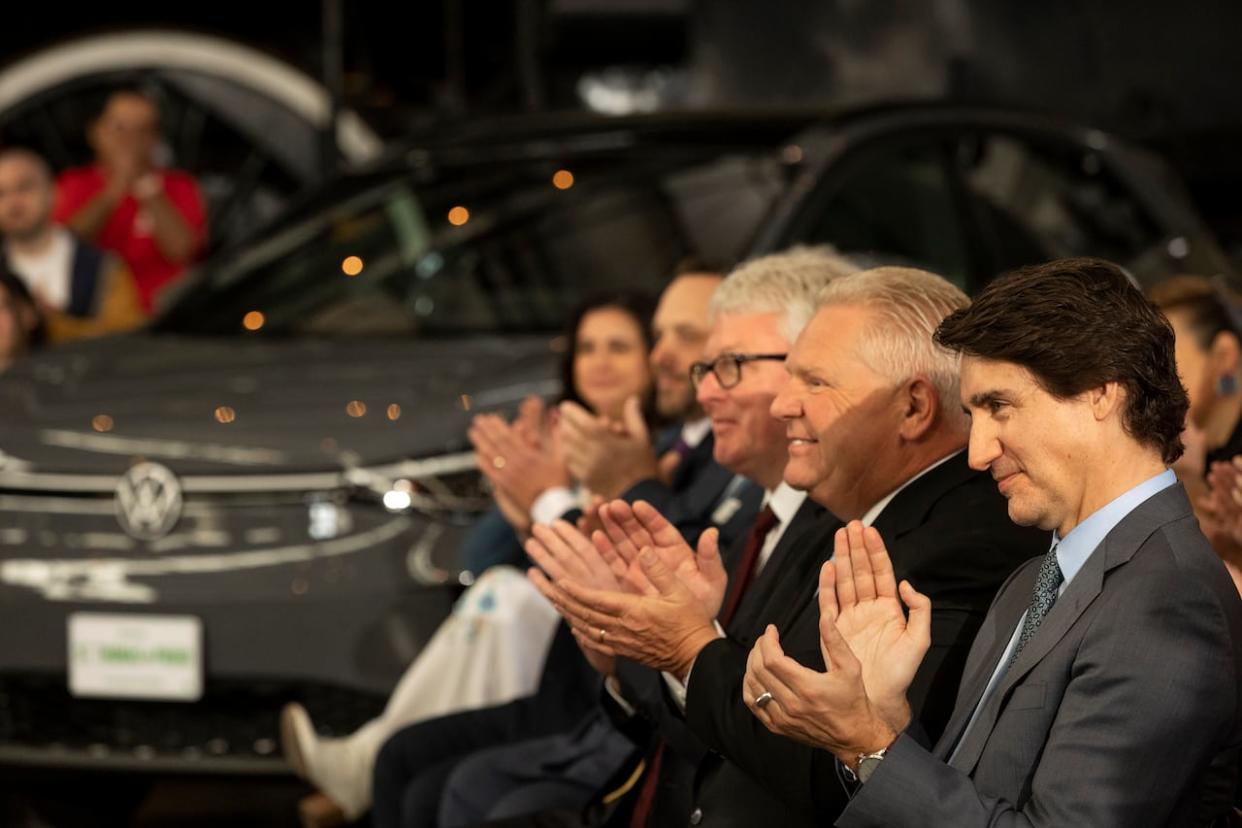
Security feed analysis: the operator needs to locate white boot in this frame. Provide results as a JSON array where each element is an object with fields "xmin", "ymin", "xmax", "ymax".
[{"xmin": 281, "ymin": 702, "xmax": 377, "ymax": 820}]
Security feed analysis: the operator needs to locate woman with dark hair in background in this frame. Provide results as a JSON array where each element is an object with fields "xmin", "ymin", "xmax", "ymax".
[
  {"xmin": 1150, "ymin": 275, "xmax": 1242, "ymax": 591},
  {"xmin": 283, "ymin": 291, "xmax": 657, "ymax": 827}
]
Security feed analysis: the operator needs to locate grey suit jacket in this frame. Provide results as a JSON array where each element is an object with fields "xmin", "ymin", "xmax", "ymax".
[{"xmin": 839, "ymin": 483, "xmax": 1242, "ymax": 827}]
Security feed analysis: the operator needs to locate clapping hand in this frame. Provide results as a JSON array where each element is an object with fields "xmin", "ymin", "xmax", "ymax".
[
  {"xmin": 528, "ymin": 499, "xmax": 727, "ymax": 679},
  {"xmin": 742, "ymin": 521, "xmax": 930, "ymax": 764},
  {"xmin": 559, "ymin": 398, "xmax": 659, "ymax": 500},
  {"xmin": 469, "ymin": 397, "xmax": 571, "ymax": 531}
]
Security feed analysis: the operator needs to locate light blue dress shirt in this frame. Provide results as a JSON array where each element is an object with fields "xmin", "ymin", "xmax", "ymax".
[{"xmin": 946, "ymin": 468, "xmax": 1177, "ymax": 764}]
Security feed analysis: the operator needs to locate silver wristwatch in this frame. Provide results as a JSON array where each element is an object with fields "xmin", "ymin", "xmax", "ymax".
[{"xmin": 853, "ymin": 748, "xmax": 888, "ymax": 784}]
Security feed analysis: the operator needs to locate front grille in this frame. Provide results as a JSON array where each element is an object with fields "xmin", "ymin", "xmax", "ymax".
[{"xmin": 0, "ymin": 674, "xmax": 385, "ymax": 774}]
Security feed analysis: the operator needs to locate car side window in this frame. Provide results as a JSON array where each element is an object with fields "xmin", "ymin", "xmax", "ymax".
[
  {"xmin": 954, "ymin": 132, "xmax": 1162, "ymax": 278},
  {"xmin": 391, "ymin": 155, "xmax": 784, "ymax": 335},
  {"xmin": 784, "ymin": 141, "xmax": 971, "ymax": 289}
]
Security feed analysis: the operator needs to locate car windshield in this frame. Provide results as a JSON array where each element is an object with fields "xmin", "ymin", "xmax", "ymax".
[{"xmin": 156, "ymin": 146, "xmax": 790, "ymax": 338}]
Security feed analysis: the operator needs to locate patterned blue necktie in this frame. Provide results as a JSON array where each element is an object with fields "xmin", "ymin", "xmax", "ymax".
[{"xmin": 1007, "ymin": 545, "xmax": 1063, "ymax": 670}]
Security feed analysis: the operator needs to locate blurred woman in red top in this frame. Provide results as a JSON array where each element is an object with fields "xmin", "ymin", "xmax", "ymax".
[{"xmin": 53, "ymin": 88, "xmax": 206, "ymax": 313}]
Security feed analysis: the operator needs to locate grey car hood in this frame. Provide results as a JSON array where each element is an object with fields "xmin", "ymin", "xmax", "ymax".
[{"xmin": 0, "ymin": 333, "xmax": 558, "ymax": 477}]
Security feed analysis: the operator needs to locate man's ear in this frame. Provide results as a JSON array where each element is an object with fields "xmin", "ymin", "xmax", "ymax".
[
  {"xmin": 1210, "ymin": 331, "xmax": 1241, "ymax": 378},
  {"xmin": 1087, "ymin": 382, "xmax": 1126, "ymax": 422},
  {"xmin": 897, "ymin": 376, "xmax": 939, "ymax": 441}
]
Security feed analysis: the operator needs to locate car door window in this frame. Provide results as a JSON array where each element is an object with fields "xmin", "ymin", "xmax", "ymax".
[
  {"xmin": 168, "ymin": 152, "xmax": 786, "ymax": 338},
  {"xmin": 784, "ymin": 141, "xmax": 971, "ymax": 289},
  {"xmin": 954, "ymin": 132, "xmax": 1163, "ymax": 278}
]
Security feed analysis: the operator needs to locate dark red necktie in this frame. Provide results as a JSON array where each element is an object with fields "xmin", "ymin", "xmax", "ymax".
[
  {"xmin": 628, "ymin": 505, "xmax": 780, "ymax": 827},
  {"xmin": 718, "ymin": 505, "xmax": 779, "ymax": 627}
]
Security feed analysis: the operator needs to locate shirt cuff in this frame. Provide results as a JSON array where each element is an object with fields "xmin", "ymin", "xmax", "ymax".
[
  {"xmin": 531, "ymin": 487, "xmax": 577, "ymax": 525},
  {"xmin": 604, "ymin": 676, "xmax": 637, "ymax": 717},
  {"xmin": 668, "ymin": 621, "xmax": 727, "ymax": 712}
]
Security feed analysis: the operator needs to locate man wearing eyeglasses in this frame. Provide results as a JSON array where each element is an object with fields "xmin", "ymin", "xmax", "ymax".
[
  {"xmin": 537, "ymin": 267, "xmax": 1047, "ymax": 827},
  {"xmin": 417, "ymin": 249, "xmax": 852, "ymax": 828}
]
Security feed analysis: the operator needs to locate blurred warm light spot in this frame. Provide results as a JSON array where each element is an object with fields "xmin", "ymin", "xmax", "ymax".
[
  {"xmin": 447, "ymin": 206, "xmax": 470, "ymax": 226},
  {"xmin": 552, "ymin": 170, "xmax": 574, "ymax": 190},
  {"xmin": 346, "ymin": 400, "xmax": 367, "ymax": 418},
  {"xmin": 341, "ymin": 256, "xmax": 364, "ymax": 277},
  {"xmin": 92, "ymin": 414, "xmax": 114, "ymax": 433},
  {"xmin": 782, "ymin": 144, "xmax": 804, "ymax": 164},
  {"xmin": 214, "ymin": 406, "xmax": 236, "ymax": 424},
  {"xmin": 387, "ymin": 403, "xmax": 401, "ymax": 421},
  {"xmin": 243, "ymin": 311, "xmax": 265, "ymax": 331},
  {"xmin": 460, "ymin": 394, "xmax": 473, "ymax": 412}
]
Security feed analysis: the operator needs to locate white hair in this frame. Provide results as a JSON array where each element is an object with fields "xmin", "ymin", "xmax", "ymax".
[
  {"xmin": 816, "ymin": 267, "xmax": 970, "ymax": 425},
  {"xmin": 710, "ymin": 245, "xmax": 860, "ymax": 342}
]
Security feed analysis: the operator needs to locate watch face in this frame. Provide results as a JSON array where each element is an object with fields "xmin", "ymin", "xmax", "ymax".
[{"xmin": 857, "ymin": 755, "xmax": 884, "ymax": 784}]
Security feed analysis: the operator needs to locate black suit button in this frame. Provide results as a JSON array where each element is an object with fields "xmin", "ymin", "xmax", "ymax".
[{"xmin": 689, "ymin": 807, "xmax": 703, "ymax": 825}]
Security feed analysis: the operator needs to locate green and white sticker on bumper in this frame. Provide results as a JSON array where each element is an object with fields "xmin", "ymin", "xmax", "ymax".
[{"xmin": 68, "ymin": 613, "xmax": 203, "ymax": 701}]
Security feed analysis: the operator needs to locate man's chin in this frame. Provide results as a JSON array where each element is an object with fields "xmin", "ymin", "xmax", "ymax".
[
  {"xmin": 781, "ymin": 463, "xmax": 819, "ymax": 494},
  {"xmin": 658, "ymin": 393, "xmax": 701, "ymax": 422}
]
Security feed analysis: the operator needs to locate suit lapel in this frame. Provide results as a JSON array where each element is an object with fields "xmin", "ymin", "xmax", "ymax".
[
  {"xmin": 869, "ymin": 451, "xmax": 976, "ymax": 542},
  {"xmin": 727, "ymin": 501, "xmax": 830, "ymax": 638},
  {"xmin": 766, "ymin": 453, "xmax": 977, "ymax": 635},
  {"xmin": 934, "ymin": 559, "xmax": 1040, "ymax": 762},
  {"xmin": 945, "ymin": 483, "xmax": 1193, "ymax": 774}
]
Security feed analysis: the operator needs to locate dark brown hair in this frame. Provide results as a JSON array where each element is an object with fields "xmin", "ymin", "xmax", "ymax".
[
  {"xmin": 934, "ymin": 257, "xmax": 1188, "ymax": 464},
  {"xmin": 558, "ymin": 291, "xmax": 656, "ymax": 420}
]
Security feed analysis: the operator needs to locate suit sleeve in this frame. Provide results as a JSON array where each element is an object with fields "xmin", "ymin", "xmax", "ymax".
[
  {"xmin": 840, "ymin": 544, "xmax": 1239, "ymax": 827},
  {"xmin": 606, "ymin": 658, "xmax": 711, "ymax": 762}
]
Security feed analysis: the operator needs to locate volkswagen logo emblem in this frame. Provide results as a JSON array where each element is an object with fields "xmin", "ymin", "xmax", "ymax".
[{"xmin": 115, "ymin": 462, "xmax": 184, "ymax": 541}]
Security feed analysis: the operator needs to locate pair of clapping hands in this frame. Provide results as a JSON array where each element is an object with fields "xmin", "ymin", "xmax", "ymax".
[
  {"xmin": 525, "ymin": 500, "xmax": 729, "ymax": 680},
  {"xmin": 527, "ymin": 502, "xmax": 934, "ymax": 765},
  {"xmin": 468, "ymin": 396, "xmax": 664, "ymax": 536},
  {"xmin": 1199, "ymin": 457, "xmax": 1242, "ymax": 581}
]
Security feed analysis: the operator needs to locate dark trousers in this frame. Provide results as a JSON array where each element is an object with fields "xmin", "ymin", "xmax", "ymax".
[
  {"xmin": 373, "ymin": 697, "xmax": 540, "ymax": 828},
  {"xmin": 372, "ymin": 624, "xmax": 602, "ymax": 828}
]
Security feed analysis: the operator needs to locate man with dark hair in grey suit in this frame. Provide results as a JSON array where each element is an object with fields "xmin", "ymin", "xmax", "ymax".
[{"xmin": 744, "ymin": 258, "xmax": 1242, "ymax": 826}]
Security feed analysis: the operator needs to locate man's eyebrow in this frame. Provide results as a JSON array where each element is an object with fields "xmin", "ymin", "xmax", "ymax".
[{"xmin": 968, "ymin": 390, "xmax": 1007, "ymax": 408}]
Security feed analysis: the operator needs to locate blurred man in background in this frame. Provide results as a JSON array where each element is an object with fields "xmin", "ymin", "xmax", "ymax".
[
  {"xmin": 54, "ymin": 88, "xmax": 206, "ymax": 313},
  {"xmin": 0, "ymin": 148, "xmax": 143, "ymax": 342}
]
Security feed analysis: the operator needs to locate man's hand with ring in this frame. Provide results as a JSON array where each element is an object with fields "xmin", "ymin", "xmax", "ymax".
[
  {"xmin": 536, "ymin": 544, "xmax": 721, "ymax": 680},
  {"xmin": 525, "ymin": 520, "xmax": 625, "ymax": 677},
  {"xmin": 740, "ymin": 521, "xmax": 930, "ymax": 763},
  {"xmin": 469, "ymin": 410, "xmax": 570, "ymax": 513}
]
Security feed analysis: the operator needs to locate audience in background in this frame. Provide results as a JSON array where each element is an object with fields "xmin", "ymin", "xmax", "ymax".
[
  {"xmin": 0, "ymin": 147, "xmax": 144, "ymax": 342},
  {"xmin": 53, "ymin": 87, "xmax": 206, "ymax": 313}
]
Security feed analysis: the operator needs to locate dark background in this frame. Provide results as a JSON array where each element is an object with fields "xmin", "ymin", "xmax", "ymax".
[{"xmin": 3, "ymin": 0, "xmax": 1239, "ymax": 250}]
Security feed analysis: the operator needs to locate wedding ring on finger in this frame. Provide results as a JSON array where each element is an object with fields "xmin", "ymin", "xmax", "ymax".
[
  {"xmin": 597, "ymin": 627, "xmax": 608, "ymax": 642},
  {"xmin": 492, "ymin": 456, "xmax": 507, "ymax": 470},
  {"xmin": 754, "ymin": 691, "xmax": 774, "ymax": 709}
]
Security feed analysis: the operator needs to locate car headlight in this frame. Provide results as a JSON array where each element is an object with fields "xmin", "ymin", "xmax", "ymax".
[{"xmin": 346, "ymin": 453, "xmax": 490, "ymax": 522}]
